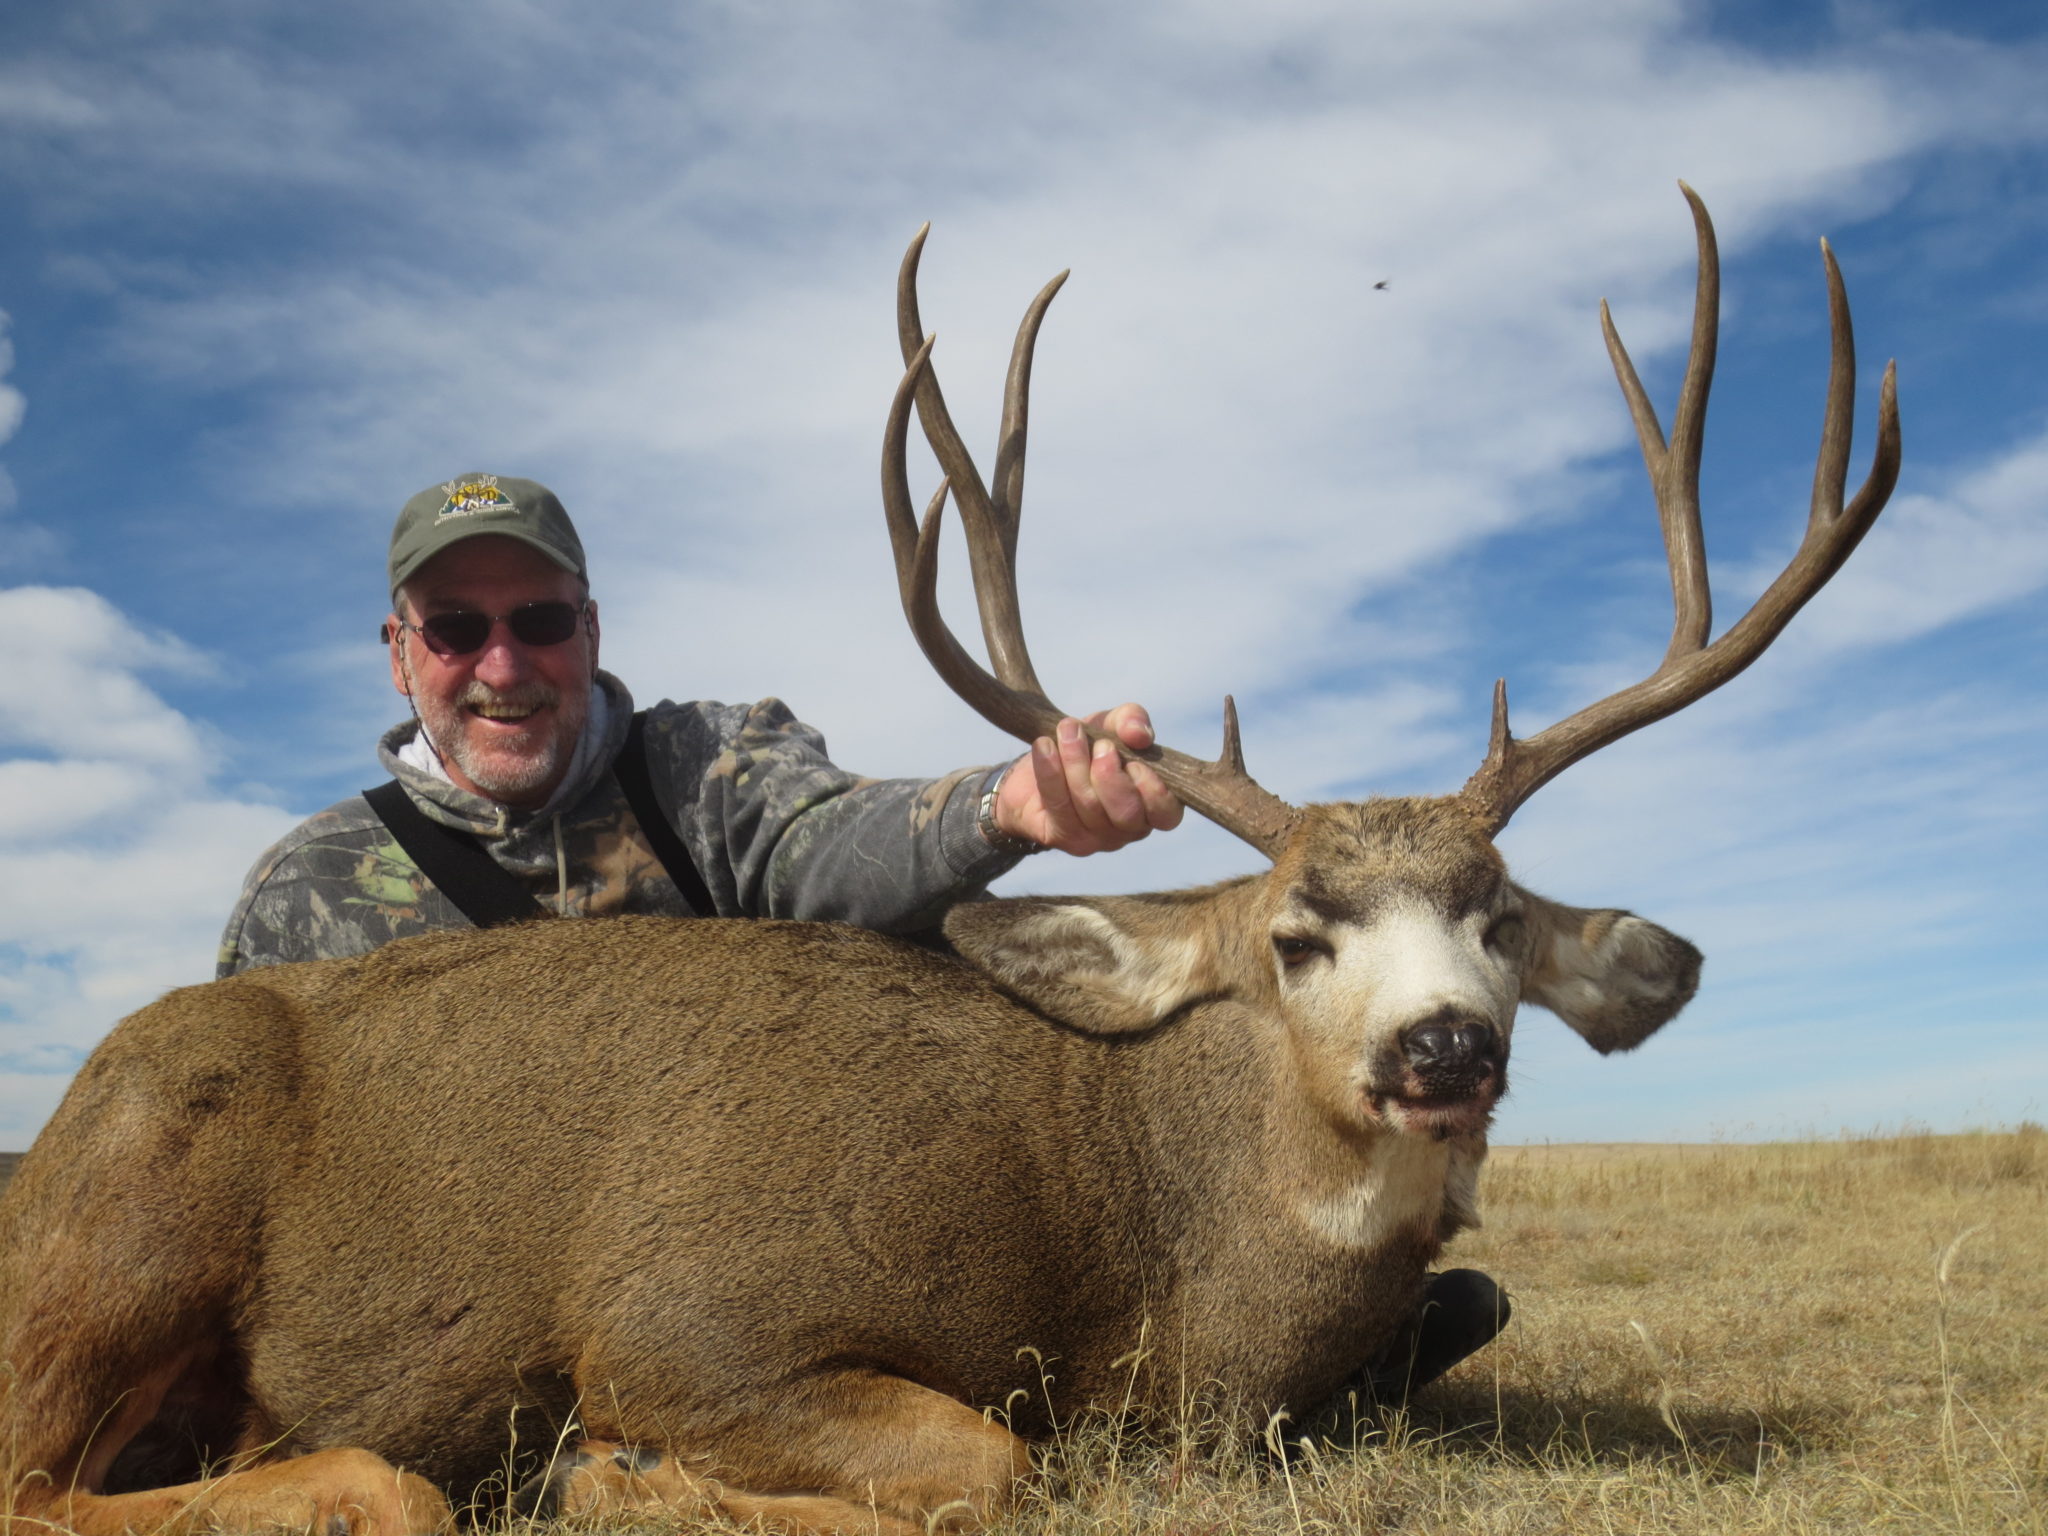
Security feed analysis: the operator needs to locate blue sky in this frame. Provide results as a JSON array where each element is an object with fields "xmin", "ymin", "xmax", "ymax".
[{"xmin": 0, "ymin": 0, "xmax": 2042, "ymax": 1146}]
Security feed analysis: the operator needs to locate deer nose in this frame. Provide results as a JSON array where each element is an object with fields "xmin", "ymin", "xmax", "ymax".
[{"xmin": 1401, "ymin": 1019, "xmax": 1496, "ymax": 1070}]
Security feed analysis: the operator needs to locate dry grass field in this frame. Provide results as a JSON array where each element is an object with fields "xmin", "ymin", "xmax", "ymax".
[{"xmin": 959, "ymin": 1128, "xmax": 2046, "ymax": 1536}]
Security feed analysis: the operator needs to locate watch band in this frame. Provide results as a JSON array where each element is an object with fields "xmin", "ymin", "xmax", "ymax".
[{"xmin": 977, "ymin": 761, "xmax": 1042, "ymax": 857}]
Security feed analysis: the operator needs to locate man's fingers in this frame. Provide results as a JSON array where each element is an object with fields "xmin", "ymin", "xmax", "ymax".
[
  {"xmin": 1088, "ymin": 702, "xmax": 1156, "ymax": 752},
  {"xmin": 1014, "ymin": 733, "xmax": 1084, "ymax": 845},
  {"xmin": 1127, "ymin": 759, "xmax": 1184, "ymax": 832},
  {"xmin": 1088, "ymin": 736, "xmax": 1150, "ymax": 835},
  {"xmin": 1028, "ymin": 735, "xmax": 1068, "ymax": 815},
  {"xmin": 1056, "ymin": 719, "xmax": 1112, "ymax": 836}
]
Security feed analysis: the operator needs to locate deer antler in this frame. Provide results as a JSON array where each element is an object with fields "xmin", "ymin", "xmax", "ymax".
[
  {"xmin": 882, "ymin": 225, "xmax": 1302, "ymax": 858},
  {"xmin": 1458, "ymin": 182, "xmax": 1902, "ymax": 835}
]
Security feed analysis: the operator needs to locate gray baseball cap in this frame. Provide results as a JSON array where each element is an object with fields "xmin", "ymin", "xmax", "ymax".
[{"xmin": 388, "ymin": 473, "xmax": 588, "ymax": 599}]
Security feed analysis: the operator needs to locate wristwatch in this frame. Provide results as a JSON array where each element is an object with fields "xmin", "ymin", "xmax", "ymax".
[{"xmin": 977, "ymin": 762, "xmax": 1042, "ymax": 857}]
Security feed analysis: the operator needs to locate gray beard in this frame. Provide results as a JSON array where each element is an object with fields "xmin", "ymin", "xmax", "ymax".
[{"xmin": 414, "ymin": 680, "xmax": 587, "ymax": 803}]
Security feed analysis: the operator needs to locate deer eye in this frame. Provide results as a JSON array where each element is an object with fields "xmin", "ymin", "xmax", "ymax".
[
  {"xmin": 1484, "ymin": 914, "xmax": 1527, "ymax": 955},
  {"xmin": 1273, "ymin": 935, "xmax": 1323, "ymax": 968}
]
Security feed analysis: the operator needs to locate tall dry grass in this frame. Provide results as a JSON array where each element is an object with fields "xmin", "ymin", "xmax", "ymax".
[{"xmin": 964, "ymin": 1127, "xmax": 2045, "ymax": 1536}]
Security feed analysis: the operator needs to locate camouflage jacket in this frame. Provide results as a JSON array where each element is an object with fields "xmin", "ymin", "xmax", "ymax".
[{"xmin": 217, "ymin": 672, "xmax": 1023, "ymax": 976}]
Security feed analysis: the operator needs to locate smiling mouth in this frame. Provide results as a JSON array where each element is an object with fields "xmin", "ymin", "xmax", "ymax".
[{"xmin": 456, "ymin": 681, "xmax": 559, "ymax": 727}]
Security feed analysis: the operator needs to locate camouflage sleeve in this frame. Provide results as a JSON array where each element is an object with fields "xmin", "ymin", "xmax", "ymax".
[
  {"xmin": 215, "ymin": 805, "xmax": 469, "ymax": 977},
  {"xmin": 639, "ymin": 699, "xmax": 1029, "ymax": 931}
]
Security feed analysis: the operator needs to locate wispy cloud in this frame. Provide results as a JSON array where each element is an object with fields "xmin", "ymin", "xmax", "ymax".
[
  {"xmin": 0, "ymin": 0, "xmax": 2042, "ymax": 1146},
  {"xmin": 0, "ymin": 584, "xmax": 296, "ymax": 1137},
  {"xmin": 1780, "ymin": 420, "xmax": 2048, "ymax": 649},
  {"xmin": 0, "ymin": 314, "xmax": 42, "ymax": 566},
  {"xmin": 0, "ymin": 587, "xmax": 214, "ymax": 769}
]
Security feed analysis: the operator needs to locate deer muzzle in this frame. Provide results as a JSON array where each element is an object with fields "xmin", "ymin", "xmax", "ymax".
[{"xmin": 1366, "ymin": 1015, "xmax": 1505, "ymax": 1139}]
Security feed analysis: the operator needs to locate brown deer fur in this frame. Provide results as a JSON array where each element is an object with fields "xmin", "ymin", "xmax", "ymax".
[{"xmin": 0, "ymin": 796, "xmax": 1699, "ymax": 1535}]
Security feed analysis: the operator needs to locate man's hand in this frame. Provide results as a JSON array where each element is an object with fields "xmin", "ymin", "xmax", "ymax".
[{"xmin": 992, "ymin": 704, "xmax": 1185, "ymax": 856}]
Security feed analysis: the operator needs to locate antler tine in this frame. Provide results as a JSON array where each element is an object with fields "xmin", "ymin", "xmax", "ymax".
[
  {"xmin": 884, "ymin": 228, "xmax": 1302, "ymax": 860},
  {"xmin": 1460, "ymin": 185, "xmax": 1903, "ymax": 836},
  {"xmin": 990, "ymin": 269, "xmax": 1069, "ymax": 568},
  {"xmin": 884, "ymin": 339, "xmax": 1064, "ymax": 745},
  {"xmin": 1600, "ymin": 180, "xmax": 1717, "ymax": 663},
  {"xmin": 882, "ymin": 338, "xmax": 970, "ymax": 674},
  {"xmin": 896, "ymin": 227, "xmax": 1052, "ymax": 698}
]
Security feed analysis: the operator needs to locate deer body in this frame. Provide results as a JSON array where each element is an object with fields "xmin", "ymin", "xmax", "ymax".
[
  {"xmin": 237, "ymin": 919, "xmax": 1433, "ymax": 1458},
  {"xmin": 0, "ymin": 799, "xmax": 1694, "ymax": 1531}
]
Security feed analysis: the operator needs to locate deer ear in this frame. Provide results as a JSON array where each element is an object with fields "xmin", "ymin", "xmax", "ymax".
[
  {"xmin": 1516, "ymin": 891, "xmax": 1703, "ymax": 1054},
  {"xmin": 944, "ymin": 895, "xmax": 1215, "ymax": 1036}
]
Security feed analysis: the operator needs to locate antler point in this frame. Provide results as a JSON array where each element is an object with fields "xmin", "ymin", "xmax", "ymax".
[{"xmin": 1220, "ymin": 695, "xmax": 1248, "ymax": 774}]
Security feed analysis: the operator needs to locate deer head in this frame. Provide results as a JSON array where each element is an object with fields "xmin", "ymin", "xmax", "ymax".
[{"xmin": 883, "ymin": 185, "xmax": 1899, "ymax": 1141}]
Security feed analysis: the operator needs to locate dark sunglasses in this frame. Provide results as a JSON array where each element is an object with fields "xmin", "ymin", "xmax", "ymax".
[{"xmin": 387, "ymin": 601, "xmax": 588, "ymax": 657}]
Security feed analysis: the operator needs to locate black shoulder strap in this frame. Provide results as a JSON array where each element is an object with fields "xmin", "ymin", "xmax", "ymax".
[
  {"xmin": 615, "ymin": 711, "xmax": 717, "ymax": 916},
  {"xmin": 362, "ymin": 780, "xmax": 545, "ymax": 929}
]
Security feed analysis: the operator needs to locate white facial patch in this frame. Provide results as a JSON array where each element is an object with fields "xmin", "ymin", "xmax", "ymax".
[
  {"xmin": 1293, "ymin": 896, "xmax": 1516, "ymax": 1047},
  {"xmin": 1295, "ymin": 1132, "xmax": 1452, "ymax": 1248}
]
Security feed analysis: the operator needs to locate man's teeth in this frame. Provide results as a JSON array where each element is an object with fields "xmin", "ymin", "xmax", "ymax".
[{"xmin": 472, "ymin": 704, "xmax": 538, "ymax": 720}]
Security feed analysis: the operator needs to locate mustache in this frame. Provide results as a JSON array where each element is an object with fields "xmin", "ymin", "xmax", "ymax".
[{"xmin": 455, "ymin": 681, "xmax": 561, "ymax": 713}]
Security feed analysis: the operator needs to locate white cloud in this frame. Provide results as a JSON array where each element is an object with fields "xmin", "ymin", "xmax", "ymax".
[
  {"xmin": 0, "ymin": 318, "xmax": 21, "ymax": 447},
  {"xmin": 0, "ymin": 587, "xmax": 214, "ymax": 770},
  {"xmin": 0, "ymin": 68, "xmax": 104, "ymax": 132},
  {"xmin": 0, "ymin": 795, "xmax": 291, "ymax": 966},
  {"xmin": 0, "ymin": 314, "xmax": 36, "ymax": 565},
  {"xmin": 0, "ymin": 585, "xmax": 298, "ymax": 1141},
  {"xmin": 1777, "ymin": 420, "xmax": 2048, "ymax": 648},
  {"xmin": 0, "ymin": 760, "xmax": 161, "ymax": 842}
]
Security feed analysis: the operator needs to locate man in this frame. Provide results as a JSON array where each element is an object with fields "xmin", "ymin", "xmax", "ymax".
[{"xmin": 218, "ymin": 473, "xmax": 1182, "ymax": 975}]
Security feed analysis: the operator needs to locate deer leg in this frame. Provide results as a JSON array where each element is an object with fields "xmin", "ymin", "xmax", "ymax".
[
  {"xmin": 512, "ymin": 1438, "xmax": 930, "ymax": 1535},
  {"xmin": 0, "ymin": 989, "xmax": 395, "ymax": 1532},
  {"xmin": 511, "ymin": 1441, "xmax": 721, "ymax": 1522},
  {"xmin": 555, "ymin": 1371, "xmax": 1032, "ymax": 1535},
  {"xmin": 0, "ymin": 1161, "xmax": 248, "ymax": 1522},
  {"xmin": 14, "ymin": 1447, "xmax": 452, "ymax": 1536},
  {"xmin": 0, "ymin": 1255, "xmax": 451, "ymax": 1536}
]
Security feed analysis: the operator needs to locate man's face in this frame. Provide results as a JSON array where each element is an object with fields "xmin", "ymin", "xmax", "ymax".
[{"xmin": 387, "ymin": 535, "xmax": 600, "ymax": 809}]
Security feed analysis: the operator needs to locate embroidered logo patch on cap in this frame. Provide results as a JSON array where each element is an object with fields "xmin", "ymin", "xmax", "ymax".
[
  {"xmin": 391, "ymin": 472, "xmax": 587, "ymax": 596},
  {"xmin": 436, "ymin": 476, "xmax": 517, "ymax": 522}
]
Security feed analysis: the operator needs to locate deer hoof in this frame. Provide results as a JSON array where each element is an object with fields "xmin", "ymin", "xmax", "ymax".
[{"xmin": 511, "ymin": 1441, "xmax": 700, "ymax": 1520}]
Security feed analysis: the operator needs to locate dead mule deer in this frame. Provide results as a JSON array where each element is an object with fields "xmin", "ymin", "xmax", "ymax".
[{"xmin": 0, "ymin": 185, "xmax": 1898, "ymax": 1536}]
